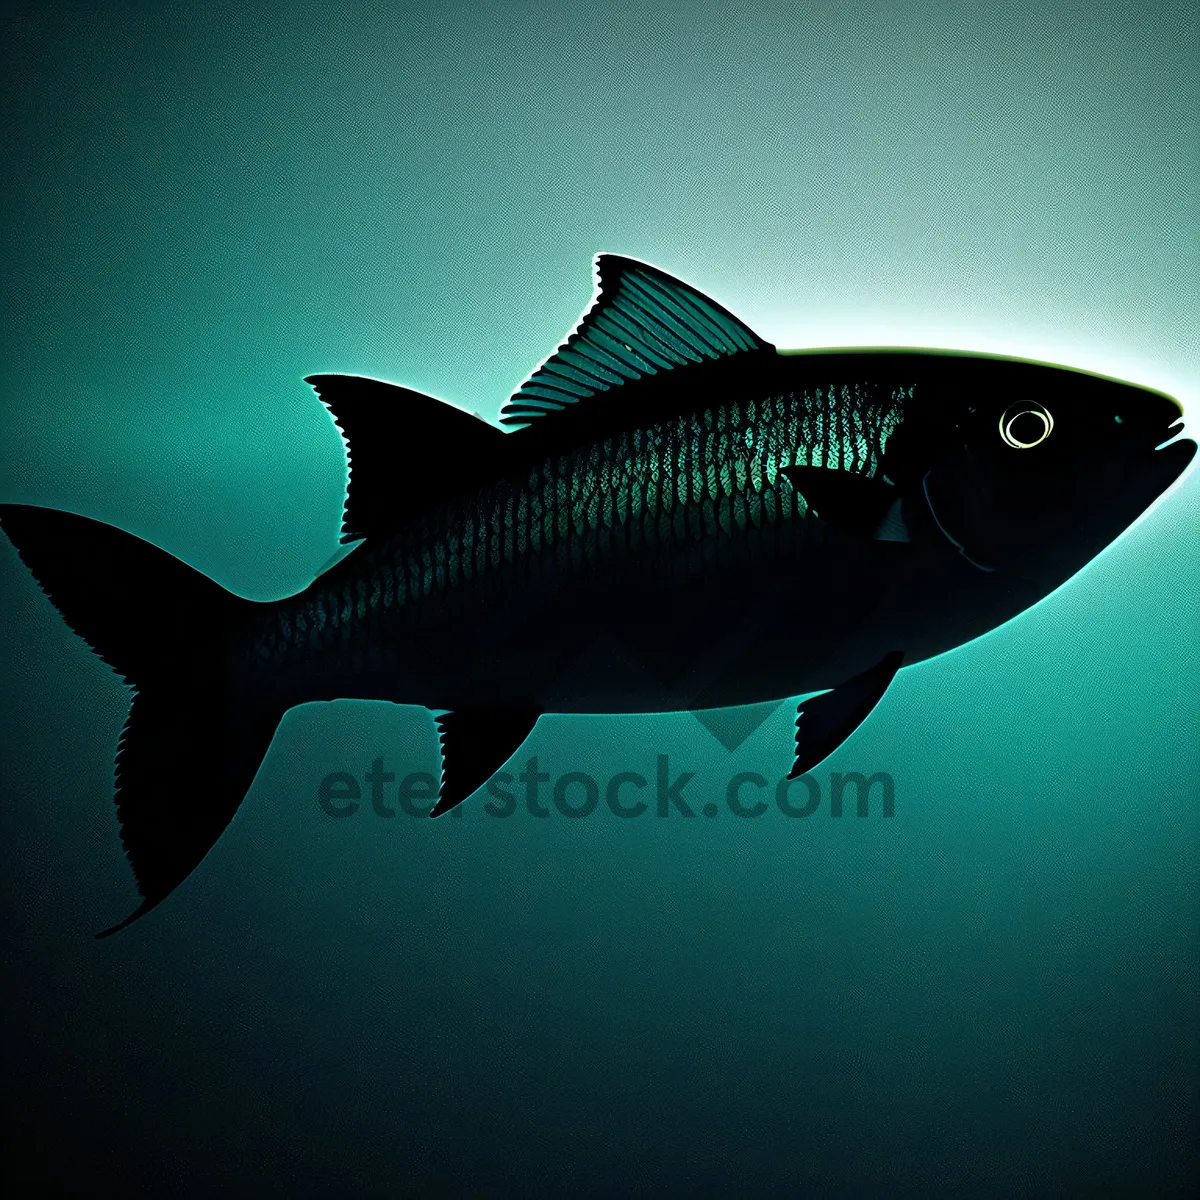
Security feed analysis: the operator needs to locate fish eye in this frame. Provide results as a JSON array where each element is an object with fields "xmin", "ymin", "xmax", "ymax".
[{"xmin": 999, "ymin": 401, "xmax": 1054, "ymax": 449}]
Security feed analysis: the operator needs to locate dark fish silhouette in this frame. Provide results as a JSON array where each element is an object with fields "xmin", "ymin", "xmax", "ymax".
[{"xmin": 1, "ymin": 255, "xmax": 1193, "ymax": 935}]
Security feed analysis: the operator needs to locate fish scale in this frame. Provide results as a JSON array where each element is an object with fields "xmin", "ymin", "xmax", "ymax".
[{"xmin": 261, "ymin": 382, "xmax": 906, "ymax": 669}]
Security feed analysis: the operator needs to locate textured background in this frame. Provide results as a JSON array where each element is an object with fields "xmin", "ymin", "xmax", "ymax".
[{"xmin": 2, "ymin": 1, "xmax": 1197, "ymax": 1194}]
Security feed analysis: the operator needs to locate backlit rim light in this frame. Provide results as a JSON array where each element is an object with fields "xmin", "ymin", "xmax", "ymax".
[{"xmin": 1000, "ymin": 401, "xmax": 1054, "ymax": 448}]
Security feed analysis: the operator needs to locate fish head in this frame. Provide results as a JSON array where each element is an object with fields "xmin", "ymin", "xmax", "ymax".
[{"xmin": 890, "ymin": 359, "xmax": 1195, "ymax": 586}]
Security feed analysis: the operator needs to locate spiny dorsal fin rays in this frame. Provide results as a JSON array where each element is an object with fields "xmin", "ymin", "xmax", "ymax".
[{"xmin": 499, "ymin": 255, "xmax": 774, "ymax": 429}]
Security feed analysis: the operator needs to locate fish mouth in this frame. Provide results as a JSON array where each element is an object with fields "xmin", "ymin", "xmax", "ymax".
[
  {"xmin": 1117, "ymin": 392, "xmax": 1189, "ymax": 454},
  {"xmin": 1154, "ymin": 418, "xmax": 1192, "ymax": 453},
  {"xmin": 1154, "ymin": 432, "xmax": 1197, "ymax": 479},
  {"xmin": 1132, "ymin": 421, "xmax": 1196, "ymax": 499}
]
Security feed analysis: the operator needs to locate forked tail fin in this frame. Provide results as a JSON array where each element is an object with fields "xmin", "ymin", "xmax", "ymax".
[{"xmin": 0, "ymin": 504, "xmax": 284, "ymax": 936}]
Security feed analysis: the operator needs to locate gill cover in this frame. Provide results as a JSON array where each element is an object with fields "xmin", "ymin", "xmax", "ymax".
[
  {"xmin": 920, "ymin": 445, "xmax": 999, "ymax": 572},
  {"xmin": 875, "ymin": 393, "xmax": 999, "ymax": 569}
]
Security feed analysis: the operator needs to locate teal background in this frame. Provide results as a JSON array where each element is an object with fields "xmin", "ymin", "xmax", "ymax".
[{"xmin": 2, "ymin": 1, "xmax": 1197, "ymax": 1195}]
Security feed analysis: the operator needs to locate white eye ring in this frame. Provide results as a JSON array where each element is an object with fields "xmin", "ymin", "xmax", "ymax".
[{"xmin": 999, "ymin": 401, "xmax": 1054, "ymax": 449}]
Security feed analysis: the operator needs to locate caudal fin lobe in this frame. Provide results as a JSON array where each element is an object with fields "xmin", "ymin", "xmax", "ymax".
[{"xmin": 0, "ymin": 504, "xmax": 283, "ymax": 936}]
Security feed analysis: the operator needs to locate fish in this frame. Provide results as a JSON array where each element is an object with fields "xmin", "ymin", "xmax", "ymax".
[{"xmin": 1, "ymin": 254, "xmax": 1194, "ymax": 935}]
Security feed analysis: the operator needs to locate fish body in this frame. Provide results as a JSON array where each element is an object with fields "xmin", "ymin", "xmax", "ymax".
[
  {"xmin": 1, "ymin": 255, "xmax": 1193, "ymax": 933},
  {"xmin": 238, "ymin": 355, "xmax": 1026, "ymax": 714}
]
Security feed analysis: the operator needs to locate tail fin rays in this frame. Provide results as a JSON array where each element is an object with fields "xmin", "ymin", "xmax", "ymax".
[
  {"xmin": 0, "ymin": 504, "xmax": 283, "ymax": 936},
  {"xmin": 96, "ymin": 683, "xmax": 285, "ymax": 937}
]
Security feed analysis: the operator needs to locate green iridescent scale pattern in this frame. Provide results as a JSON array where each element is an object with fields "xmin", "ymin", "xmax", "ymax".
[{"xmin": 255, "ymin": 383, "xmax": 908, "ymax": 665}]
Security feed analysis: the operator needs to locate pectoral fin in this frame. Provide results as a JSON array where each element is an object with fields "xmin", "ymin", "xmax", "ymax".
[
  {"xmin": 778, "ymin": 466, "xmax": 898, "ymax": 538},
  {"xmin": 430, "ymin": 707, "xmax": 541, "ymax": 816},
  {"xmin": 872, "ymin": 497, "xmax": 911, "ymax": 543},
  {"xmin": 790, "ymin": 651, "xmax": 903, "ymax": 779}
]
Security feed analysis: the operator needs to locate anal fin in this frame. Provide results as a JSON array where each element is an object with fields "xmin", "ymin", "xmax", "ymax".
[
  {"xmin": 790, "ymin": 651, "xmax": 903, "ymax": 779},
  {"xmin": 430, "ymin": 707, "xmax": 541, "ymax": 817}
]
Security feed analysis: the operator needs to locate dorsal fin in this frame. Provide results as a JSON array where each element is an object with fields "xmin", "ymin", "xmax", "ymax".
[
  {"xmin": 307, "ymin": 374, "xmax": 507, "ymax": 543},
  {"xmin": 499, "ymin": 255, "xmax": 773, "ymax": 428}
]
